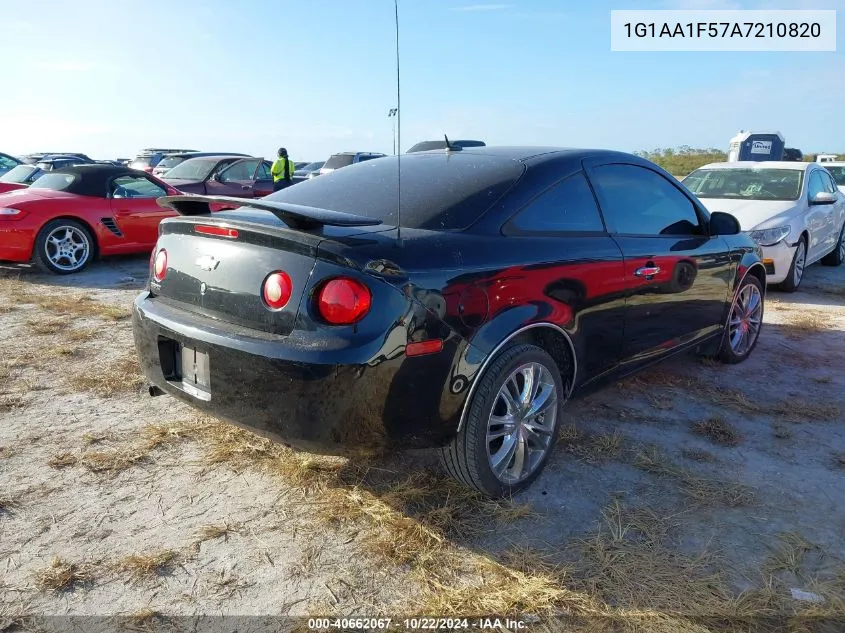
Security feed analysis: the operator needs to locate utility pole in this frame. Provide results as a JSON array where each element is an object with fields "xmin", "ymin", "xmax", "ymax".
[{"xmin": 388, "ymin": 108, "xmax": 399, "ymax": 155}]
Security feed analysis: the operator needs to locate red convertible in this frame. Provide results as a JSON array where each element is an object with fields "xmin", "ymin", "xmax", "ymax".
[{"xmin": 0, "ymin": 164, "xmax": 180, "ymax": 274}]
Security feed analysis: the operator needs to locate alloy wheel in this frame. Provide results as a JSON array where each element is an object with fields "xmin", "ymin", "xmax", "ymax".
[
  {"xmin": 486, "ymin": 362, "xmax": 558, "ymax": 484},
  {"xmin": 728, "ymin": 282, "xmax": 763, "ymax": 356},
  {"xmin": 45, "ymin": 226, "xmax": 90, "ymax": 272}
]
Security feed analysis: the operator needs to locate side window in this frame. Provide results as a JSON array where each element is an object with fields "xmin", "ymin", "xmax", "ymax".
[
  {"xmin": 256, "ymin": 161, "xmax": 272, "ymax": 180},
  {"xmin": 590, "ymin": 164, "xmax": 702, "ymax": 236},
  {"xmin": 220, "ymin": 160, "xmax": 259, "ymax": 182},
  {"xmin": 0, "ymin": 156, "xmax": 17, "ymax": 170},
  {"xmin": 357, "ymin": 155, "xmax": 379, "ymax": 163},
  {"xmin": 111, "ymin": 175, "xmax": 166, "ymax": 199},
  {"xmin": 807, "ymin": 171, "xmax": 826, "ymax": 198},
  {"xmin": 509, "ymin": 171, "xmax": 604, "ymax": 233}
]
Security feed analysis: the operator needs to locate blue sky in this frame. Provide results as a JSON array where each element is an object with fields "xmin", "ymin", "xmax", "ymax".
[{"xmin": 1, "ymin": 0, "xmax": 842, "ymax": 161}]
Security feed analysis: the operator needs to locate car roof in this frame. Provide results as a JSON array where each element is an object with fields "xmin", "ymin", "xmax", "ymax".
[
  {"xmin": 161, "ymin": 151, "xmax": 250, "ymax": 159},
  {"xmin": 694, "ymin": 161, "xmax": 815, "ymax": 171},
  {"xmin": 36, "ymin": 164, "xmax": 149, "ymax": 197}
]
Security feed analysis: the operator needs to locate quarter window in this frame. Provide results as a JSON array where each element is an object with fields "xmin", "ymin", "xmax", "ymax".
[
  {"xmin": 590, "ymin": 164, "xmax": 702, "ymax": 236},
  {"xmin": 510, "ymin": 171, "xmax": 604, "ymax": 233},
  {"xmin": 111, "ymin": 175, "xmax": 166, "ymax": 198}
]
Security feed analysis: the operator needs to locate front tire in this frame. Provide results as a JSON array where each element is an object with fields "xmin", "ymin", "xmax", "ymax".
[
  {"xmin": 775, "ymin": 237, "xmax": 806, "ymax": 293},
  {"xmin": 439, "ymin": 344, "xmax": 564, "ymax": 498},
  {"xmin": 716, "ymin": 274, "xmax": 764, "ymax": 364},
  {"xmin": 33, "ymin": 219, "xmax": 95, "ymax": 275},
  {"xmin": 821, "ymin": 222, "xmax": 845, "ymax": 267}
]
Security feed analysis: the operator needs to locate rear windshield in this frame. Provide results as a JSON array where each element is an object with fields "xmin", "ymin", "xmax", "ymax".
[
  {"xmin": 407, "ymin": 140, "xmax": 486, "ymax": 153},
  {"xmin": 130, "ymin": 157, "xmax": 153, "ymax": 169},
  {"xmin": 156, "ymin": 156, "xmax": 185, "ymax": 170},
  {"xmin": 30, "ymin": 173, "xmax": 78, "ymax": 191},
  {"xmin": 265, "ymin": 153, "xmax": 523, "ymax": 230},
  {"xmin": 323, "ymin": 154, "xmax": 355, "ymax": 169},
  {"xmin": 162, "ymin": 159, "xmax": 219, "ymax": 181},
  {"xmin": 0, "ymin": 165, "xmax": 39, "ymax": 183}
]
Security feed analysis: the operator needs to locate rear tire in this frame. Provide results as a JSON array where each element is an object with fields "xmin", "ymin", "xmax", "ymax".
[
  {"xmin": 775, "ymin": 236, "xmax": 806, "ymax": 293},
  {"xmin": 439, "ymin": 344, "xmax": 564, "ymax": 498},
  {"xmin": 821, "ymin": 222, "xmax": 845, "ymax": 267},
  {"xmin": 33, "ymin": 219, "xmax": 95, "ymax": 275},
  {"xmin": 716, "ymin": 274, "xmax": 764, "ymax": 364}
]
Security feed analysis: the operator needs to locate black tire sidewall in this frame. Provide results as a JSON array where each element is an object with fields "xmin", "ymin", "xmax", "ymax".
[
  {"xmin": 464, "ymin": 344, "xmax": 564, "ymax": 497},
  {"xmin": 822, "ymin": 223, "xmax": 845, "ymax": 266},
  {"xmin": 34, "ymin": 219, "xmax": 94, "ymax": 275},
  {"xmin": 777, "ymin": 237, "xmax": 806, "ymax": 292},
  {"xmin": 719, "ymin": 275, "xmax": 765, "ymax": 364}
]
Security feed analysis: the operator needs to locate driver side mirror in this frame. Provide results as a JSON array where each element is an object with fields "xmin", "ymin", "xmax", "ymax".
[
  {"xmin": 709, "ymin": 211, "xmax": 741, "ymax": 236},
  {"xmin": 809, "ymin": 191, "xmax": 836, "ymax": 205}
]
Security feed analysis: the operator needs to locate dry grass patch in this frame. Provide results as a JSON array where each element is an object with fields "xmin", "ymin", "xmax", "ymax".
[
  {"xmin": 113, "ymin": 550, "xmax": 177, "ymax": 580},
  {"xmin": 559, "ymin": 427, "xmax": 625, "ymax": 464},
  {"xmin": 26, "ymin": 316, "xmax": 69, "ymax": 335},
  {"xmin": 195, "ymin": 522, "xmax": 243, "ymax": 544},
  {"xmin": 64, "ymin": 326, "xmax": 100, "ymax": 343},
  {"xmin": 66, "ymin": 354, "xmax": 144, "ymax": 397},
  {"xmin": 830, "ymin": 452, "xmax": 845, "ymax": 470},
  {"xmin": 781, "ymin": 311, "xmax": 833, "ymax": 337},
  {"xmin": 0, "ymin": 492, "xmax": 21, "ymax": 516},
  {"xmin": 80, "ymin": 447, "xmax": 148, "ymax": 474},
  {"xmin": 681, "ymin": 448, "xmax": 716, "ymax": 463},
  {"xmin": 692, "ymin": 416, "xmax": 742, "ymax": 447},
  {"xmin": 48, "ymin": 452, "xmax": 78, "ymax": 469},
  {"xmin": 0, "ymin": 392, "xmax": 31, "ymax": 413},
  {"xmin": 34, "ymin": 557, "xmax": 95, "ymax": 592},
  {"xmin": 765, "ymin": 532, "xmax": 816, "ymax": 576},
  {"xmin": 576, "ymin": 501, "xmax": 729, "ymax": 617},
  {"xmin": 54, "ymin": 344, "xmax": 82, "ymax": 357},
  {"xmin": 634, "ymin": 446, "xmax": 754, "ymax": 507}
]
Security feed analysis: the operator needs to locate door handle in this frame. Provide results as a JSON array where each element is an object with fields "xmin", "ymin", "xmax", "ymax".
[
  {"xmin": 242, "ymin": 185, "xmax": 252, "ymax": 190},
  {"xmin": 634, "ymin": 266, "xmax": 661, "ymax": 277},
  {"xmin": 115, "ymin": 209, "xmax": 132, "ymax": 217}
]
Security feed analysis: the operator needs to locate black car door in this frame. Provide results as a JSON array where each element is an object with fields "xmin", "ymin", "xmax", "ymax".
[{"xmin": 584, "ymin": 160, "xmax": 734, "ymax": 368}]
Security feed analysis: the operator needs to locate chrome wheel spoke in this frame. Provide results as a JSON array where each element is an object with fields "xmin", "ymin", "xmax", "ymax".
[
  {"xmin": 525, "ymin": 383, "xmax": 555, "ymax": 418},
  {"xmin": 491, "ymin": 434, "xmax": 518, "ymax": 476}
]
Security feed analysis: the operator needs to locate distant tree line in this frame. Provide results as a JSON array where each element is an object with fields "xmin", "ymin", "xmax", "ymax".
[
  {"xmin": 635, "ymin": 146, "xmax": 727, "ymax": 177},
  {"xmin": 637, "ymin": 146, "xmax": 845, "ymax": 176}
]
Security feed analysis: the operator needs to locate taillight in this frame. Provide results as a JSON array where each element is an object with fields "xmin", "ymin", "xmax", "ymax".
[
  {"xmin": 153, "ymin": 248, "xmax": 167, "ymax": 282},
  {"xmin": 316, "ymin": 278, "xmax": 371, "ymax": 325},
  {"xmin": 195, "ymin": 225, "xmax": 239, "ymax": 238},
  {"xmin": 262, "ymin": 271, "xmax": 293, "ymax": 310}
]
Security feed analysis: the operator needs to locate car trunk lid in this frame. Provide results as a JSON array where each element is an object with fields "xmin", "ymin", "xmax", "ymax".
[{"xmin": 149, "ymin": 196, "xmax": 388, "ymax": 336}]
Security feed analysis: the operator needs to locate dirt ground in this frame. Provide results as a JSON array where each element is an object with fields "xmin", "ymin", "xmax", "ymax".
[{"xmin": 1, "ymin": 254, "xmax": 844, "ymax": 632}]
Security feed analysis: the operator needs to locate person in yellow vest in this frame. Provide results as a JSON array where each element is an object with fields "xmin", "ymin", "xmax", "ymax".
[{"xmin": 271, "ymin": 147, "xmax": 295, "ymax": 191}]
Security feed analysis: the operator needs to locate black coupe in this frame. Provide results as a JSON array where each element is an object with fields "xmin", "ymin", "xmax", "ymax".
[{"xmin": 132, "ymin": 147, "xmax": 765, "ymax": 497}]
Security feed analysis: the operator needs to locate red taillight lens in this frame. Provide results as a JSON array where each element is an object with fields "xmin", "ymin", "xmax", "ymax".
[
  {"xmin": 195, "ymin": 225, "xmax": 239, "ymax": 238},
  {"xmin": 262, "ymin": 271, "xmax": 293, "ymax": 310},
  {"xmin": 316, "ymin": 278, "xmax": 372, "ymax": 325},
  {"xmin": 153, "ymin": 249, "xmax": 167, "ymax": 282}
]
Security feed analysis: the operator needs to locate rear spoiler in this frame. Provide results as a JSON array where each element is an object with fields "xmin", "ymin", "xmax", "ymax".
[{"xmin": 157, "ymin": 195, "xmax": 382, "ymax": 230}]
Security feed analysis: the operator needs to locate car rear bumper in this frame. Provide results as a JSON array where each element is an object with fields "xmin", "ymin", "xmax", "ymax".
[{"xmin": 132, "ymin": 292, "xmax": 463, "ymax": 453}]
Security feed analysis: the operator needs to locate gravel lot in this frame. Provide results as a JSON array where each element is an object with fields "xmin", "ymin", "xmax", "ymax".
[{"xmin": 1, "ymin": 255, "xmax": 844, "ymax": 631}]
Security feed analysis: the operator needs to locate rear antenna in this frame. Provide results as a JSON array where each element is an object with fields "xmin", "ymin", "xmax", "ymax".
[
  {"xmin": 394, "ymin": 0, "xmax": 403, "ymax": 247},
  {"xmin": 444, "ymin": 134, "xmax": 460, "ymax": 151}
]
